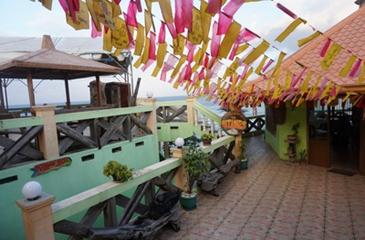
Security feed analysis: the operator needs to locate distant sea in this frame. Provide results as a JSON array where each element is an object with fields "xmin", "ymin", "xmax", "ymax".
[{"xmin": 8, "ymin": 96, "xmax": 264, "ymax": 117}]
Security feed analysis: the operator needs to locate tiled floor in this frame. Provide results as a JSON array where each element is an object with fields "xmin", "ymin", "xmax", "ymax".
[{"xmin": 156, "ymin": 136, "xmax": 365, "ymax": 240}]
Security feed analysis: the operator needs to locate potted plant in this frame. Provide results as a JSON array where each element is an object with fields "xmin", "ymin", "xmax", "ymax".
[
  {"xmin": 201, "ymin": 132, "xmax": 214, "ymax": 145},
  {"xmin": 239, "ymin": 136, "xmax": 249, "ymax": 170},
  {"xmin": 180, "ymin": 142, "xmax": 210, "ymax": 210},
  {"xmin": 103, "ymin": 160, "xmax": 133, "ymax": 182}
]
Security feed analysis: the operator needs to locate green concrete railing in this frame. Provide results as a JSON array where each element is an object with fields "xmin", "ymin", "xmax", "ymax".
[{"xmin": 0, "ymin": 116, "xmax": 43, "ymax": 130}]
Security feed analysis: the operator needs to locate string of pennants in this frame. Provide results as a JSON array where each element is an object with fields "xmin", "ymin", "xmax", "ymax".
[{"xmin": 33, "ymin": 0, "xmax": 365, "ymax": 108}]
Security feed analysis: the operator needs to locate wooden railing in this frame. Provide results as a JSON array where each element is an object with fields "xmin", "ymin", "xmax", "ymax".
[{"xmin": 244, "ymin": 115, "xmax": 266, "ymax": 136}]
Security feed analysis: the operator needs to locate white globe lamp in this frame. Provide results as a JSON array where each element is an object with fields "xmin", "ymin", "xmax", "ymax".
[
  {"xmin": 146, "ymin": 91, "xmax": 153, "ymax": 98},
  {"xmin": 22, "ymin": 181, "xmax": 42, "ymax": 201},
  {"xmin": 175, "ymin": 137, "xmax": 185, "ymax": 148}
]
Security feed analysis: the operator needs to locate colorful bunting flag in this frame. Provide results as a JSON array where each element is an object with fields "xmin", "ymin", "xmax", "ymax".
[
  {"xmin": 297, "ymin": 31, "xmax": 321, "ymax": 47},
  {"xmin": 275, "ymin": 18, "xmax": 306, "ymax": 43},
  {"xmin": 321, "ymin": 42, "xmax": 341, "ymax": 70},
  {"xmin": 339, "ymin": 55, "xmax": 357, "ymax": 77},
  {"xmin": 218, "ymin": 21, "xmax": 241, "ymax": 59},
  {"xmin": 242, "ymin": 40, "xmax": 270, "ymax": 65}
]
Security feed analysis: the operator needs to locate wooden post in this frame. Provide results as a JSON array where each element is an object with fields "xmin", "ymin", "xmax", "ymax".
[
  {"xmin": 186, "ymin": 96, "xmax": 196, "ymax": 125},
  {"xmin": 95, "ymin": 75, "xmax": 101, "ymax": 107},
  {"xmin": 31, "ymin": 106, "xmax": 59, "ymax": 160},
  {"xmin": 0, "ymin": 78, "xmax": 4, "ymax": 110},
  {"xmin": 139, "ymin": 98, "xmax": 157, "ymax": 134},
  {"xmin": 172, "ymin": 148, "xmax": 188, "ymax": 192},
  {"xmin": 64, "ymin": 79, "xmax": 71, "ymax": 109},
  {"xmin": 16, "ymin": 193, "xmax": 55, "ymax": 240},
  {"xmin": 27, "ymin": 74, "xmax": 36, "ymax": 107}
]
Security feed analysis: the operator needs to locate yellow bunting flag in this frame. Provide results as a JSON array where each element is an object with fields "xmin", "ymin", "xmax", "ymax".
[
  {"xmin": 255, "ymin": 56, "xmax": 268, "ymax": 75},
  {"xmin": 134, "ymin": 24, "xmax": 145, "ymax": 56},
  {"xmin": 319, "ymin": 81, "xmax": 333, "ymax": 100},
  {"xmin": 111, "ymin": 18, "xmax": 130, "ymax": 50},
  {"xmin": 152, "ymin": 43, "xmax": 167, "ymax": 77},
  {"xmin": 284, "ymin": 71, "xmax": 291, "ymax": 90},
  {"xmin": 300, "ymin": 71, "xmax": 312, "ymax": 94},
  {"xmin": 201, "ymin": 1, "xmax": 212, "ymax": 43},
  {"xmin": 133, "ymin": 37, "xmax": 150, "ymax": 68},
  {"xmin": 173, "ymin": 34, "xmax": 186, "ymax": 55},
  {"xmin": 339, "ymin": 55, "xmax": 357, "ymax": 77},
  {"xmin": 357, "ymin": 62, "xmax": 365, "ymax": 84},
  {"xmin": 144, "ymin": 10, "xmax": 154, "ymax": 35},
  {"xmin": 243, "ymin": 40, "xmax": 270, "ymax": 66},
  {"xmin": 86, "ymin": 0, "xmax": 102, "ymax": 31},
  {"xmin": 103, "ymin": 29, "xmax": 112, "ymax": 52},
  {"xmin": 158, "ymin": 0, "xmax": 173, "ymax": 23},
  {"xmin": 40, "ymin": 0, "xmax": 52, "ymax": 10},
  {"xmin": 112, "ymin": 1, "xmax": 121, "ymax": 18},
  {"xmin": 171, "ymin": 55, "xmax": 187, "ymax": 79},
  {"xmin": 113, "ymin": 48, "xmax": 122, "ymax": 57},
  {"xmin": 235, "ymin": 43, "xmax": 249, "ymax": 56},
  {"xmin": 272, "ymin": 52, "xmax": 287, "ymax": 77},
  {"xmin": 237, "ymin": 67, "xmax": 253, "ymax": 90},
  {"xmin": 307, "ymin": 75, "xmax": 322, "ymax": 100},
  {"xmin": 218, "ymin": 21, "xmax": 241, "ymax": 59},
  {"xmin": 297, "ymin": 31, "xmax": 321, "ymax": 47},
  {"xmin": 276, "ymin": 18, "xmax": 306, "ymax": 43},
  {"xmin": 66, "ymin": 1, "xmax": 89, "ymax": 30},
  {"xmin": 223, "ymin": 58, "xmax": 240, "ymax": 79},
  {"xmin": 321, "ymin": 43, "xmax": 342, "ymax": 70},
  {"xmin": 94, "ymin": 0, "xmax": 115, "ymax": 30},
  {"xmin": 188, "ymin": 8, "xmax": 203, "ymax": 45}
]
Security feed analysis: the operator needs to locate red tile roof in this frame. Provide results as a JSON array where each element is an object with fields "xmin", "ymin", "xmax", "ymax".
[{"xmin": 245, "ymin": 6, "xmax": 365, "ymax": 92}]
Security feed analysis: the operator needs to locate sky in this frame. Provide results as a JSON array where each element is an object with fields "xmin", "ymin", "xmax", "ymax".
[{"xmin": 0, "ymin": 0, "xmax": 358, "ymax": 106}]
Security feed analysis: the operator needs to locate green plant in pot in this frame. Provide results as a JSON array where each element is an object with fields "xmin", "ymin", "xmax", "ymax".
[
  {"xmin": 180, "ymin": 141, "xmax": 210, "ymax": 210},
  {"xmin": 103, "ymin": 160, "xmax": 133, "ymax": 182},
  {"xmin": 239, "ymin": 136, "xmax": 249, "ymax": 170},
  {"xmin": 201, "ymin": 132, "xmax": 214, "ymax": 145}
]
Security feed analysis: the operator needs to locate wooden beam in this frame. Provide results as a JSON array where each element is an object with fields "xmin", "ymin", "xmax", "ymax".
[
  {"xmin": 64, "ymin": 79, "xmax": 71, "ymax": 109},
  {"xmin": 59, "ymin": 121, "xmax": 89, "ymax": 154},
  {"xmin": 103, "ymin": 197, "xmax": 117, "ymax": 227},
  {"xmin": 130, "ymin": 115, "xmax": 152, "ymax": 135},
  {"xmin": 57, "ymin": 124, "xmax": 97, "ymax": 149},
  {"xmin": 115, "ymin": 195, "xmax": 148, "ymax": 215},
  {"xmin": 165, "ymin": 106, "xmax": 187, "ymax": 122},
  {"xmin": 27, "ymin": 74, "xmax": 35, "ymax": 107},
  {"xmin": 0, "ymin": 136, "xmax": 42, "ymax": 160},
  {"xmin": 95, "ymin": 75, "xmax": 101, "ymax": 107}
]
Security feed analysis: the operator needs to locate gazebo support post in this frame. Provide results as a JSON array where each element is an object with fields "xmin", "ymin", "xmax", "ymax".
[
  {"xmin": 95, "ymin": 75, "xmax": 101, "ymax": 107},
  {"xmin": 0, "ymin": 78, "xmax": 4, "ymax": 110},
  {"xmin": 27, "ymin": 74, "xmax": 35, "ymax": 107},
  {"xmin": 64, "ymin": 79, "xmax": 71, "ymax": 109}
]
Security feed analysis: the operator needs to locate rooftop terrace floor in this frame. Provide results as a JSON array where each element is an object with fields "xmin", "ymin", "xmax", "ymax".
[{"xmin": 157, "ymin": 136, "xmax": 365, "ymax": 240}]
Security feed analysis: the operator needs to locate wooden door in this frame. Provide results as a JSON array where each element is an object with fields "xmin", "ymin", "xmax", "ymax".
[{"xmin": 307, "ymin": 103, "xmax": 330, "ymax": 167}]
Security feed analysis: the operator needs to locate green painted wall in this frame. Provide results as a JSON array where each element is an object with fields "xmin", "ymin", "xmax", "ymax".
[
  {"xmin": 0, "ymin": 135, "xmax": 159, "ymax": 240},
  {"xmin": 265, "ymin": 104, "xmax": 308, "ymax": 160},
  {"xmin": 157, "ymin": 122, "xmax": 201, "ymax": 142}
]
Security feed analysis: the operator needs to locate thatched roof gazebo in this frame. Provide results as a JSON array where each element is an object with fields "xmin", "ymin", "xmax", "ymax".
[{"xmin": 0, "ymin": 35, "xmax": 121, "ymax": 108}]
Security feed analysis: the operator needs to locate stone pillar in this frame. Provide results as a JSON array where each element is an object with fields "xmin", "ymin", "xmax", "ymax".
[
  {"xmin": 172, "ymin": 148, "xmax": 188, "ymax": 192},
  {"xmin": 31, "ymin": 106, "xmax": 59, "ymax": 160},
  {"xmin": 186, "ymin": 97, "xmax": 196, "ymax": 125},
  {"xmin": 16, "ymin": 193, "xmax": 55, "ymax": 240}
]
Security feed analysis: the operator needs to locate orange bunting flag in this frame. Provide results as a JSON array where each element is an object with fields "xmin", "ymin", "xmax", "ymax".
[
  {"xmin": 276, "ymin": 18, "xmax": 306, "ymax": 43},
  {"xmin": 339, "ymin": 55, "xmax": 357, "ymax": 77},
  {"xmin": 321, "ymin": 42, "xmax": 342, "ymax": 70},
  {"xmin": 218, "ymin": 21, "xmax": 241, "ymax": 59},
  {"xmin": 134, "ymin": 24, "xmax": 145, "ymax": 56},
  {"xmin": 297, "ymin": 31, "xmax": 321, "ymax": 47},
  {"xmin": 188, "ymin": 8, "xmax": 203, "ymax": 45},
  {"xmin": 243, "ymin": 40, "xmax": 270, "ymax": 66}
]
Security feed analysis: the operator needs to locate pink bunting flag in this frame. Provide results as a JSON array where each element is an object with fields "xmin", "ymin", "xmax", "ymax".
[
  {"xmin": 141, "ymin": 59, "xmax": 155, "ymax": 71},
  {"xmin": 149, "ymin": 32, "xmax": 157, "ymax": 60},
  {"xmin": 161, "ymin": 54, "xmax": 179, "ymax": 81},
  {"xmin": 58, "ymin": 0, "xmax": 68, "ymax": 12},
  {"xmin": 126, "ymin": 0, "xmax": 138, "ymax": 27},
  {"xmin": 187, "ymin": 42, "xmax": 196, "ymax": 63},
  {"xmin": 135, "ymin": 0, "xmax": 142, "ymax": 12},
  {"xmin": 91, "ymin": 21, "xmax": 102, "ymax": 38},
  {"xmin": 158, "ymin": 21, "xmax": 166, "ymax": 43},
  {"xmin": 166, "ymin": 22, "xmax": 177, "ymax": 39},
  {"xmin": 207, "ymin": 0, "xmax": 222, "ymax": 15},
  {"xmin": 314, "ymin": 78, "xmax": 329, "ymax": 100},
  {"xmin": 199, "ymin": 67, "xmax": 206, "ymax": 80},
  {"xmin": 123, "ymin": 12, "xmax": 135, "ymax": 47},
  {"xmin": 203, "ymin": 53, "xmax": 210, "ymax": 68},
  {"xmin": 350, "ymin": 59, "xmax": 362, "ymax": 78},
  {"xmin": 262, "ymin": 59, "xmax": 274, "ymax": 73},
  {"xmin": 237, "ymin": 28, "xmax": 259, "ymax": 43},
  {"xmin": 320, "ymin": 38, "xmax": 332, "ymax": 57},
  {"xmin": 184, "ymin": 63, "xmax": 193, "ymax": 80},
  {"xmin": 174, "ymin": 0, "xmax": 193, "ymax": 33},
  {"xmin": 330, "ymin": 85, "xmax": 337, "ymax": 97},
  {"xmin": 291, "ymin": 68, "xmax": 306, "ymax": 90},
  {"xmin": 229, "ymin": 43, "xmax": 239, "ymax": 60},
  {"xmin": 223, "ymin": 0, "xmax": 245, "ymax": 17},
  {"xmin": 211, "ymin": 21, "xmax": 222, "ymax": 57},
  {"xmin": 276, "ymin": 3, "xmax": 297, "ymax": 19},
  {"xmin": 113, "ymin": 0, "xmax": 121, "ymax": 4},
  {"xmin": 217, "ymin": 12, "xmax": 233, "ymax": 35}
]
